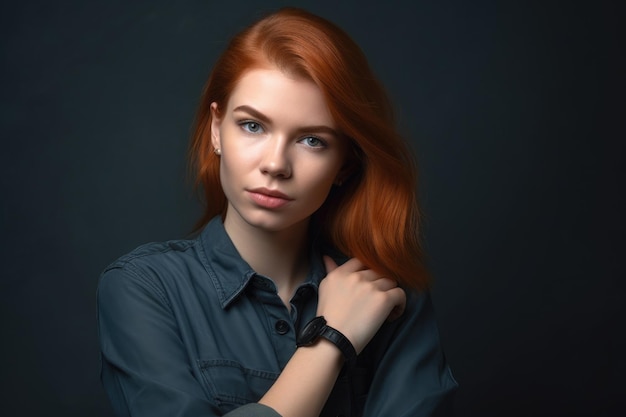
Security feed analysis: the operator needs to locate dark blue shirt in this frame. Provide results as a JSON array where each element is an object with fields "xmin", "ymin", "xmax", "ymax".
[{"xmin": 97, "ymin": 217, "xmax": 457, "ymax": 416}]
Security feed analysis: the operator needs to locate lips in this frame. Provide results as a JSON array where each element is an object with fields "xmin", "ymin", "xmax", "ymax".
[
  {"xmin": 247, "ymin": 188, "xmax": 293, "ymax": 209},
  {"xmin": 248, "ymin": 187, "xmax": 291, "ymax": 199}
]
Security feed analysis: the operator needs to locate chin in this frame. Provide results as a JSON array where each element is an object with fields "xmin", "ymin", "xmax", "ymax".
[
  {"xmin": 248, "ymin": 219, "xmax": 304, "ymax": 234},
  {"xmin": 243, "ymin": 212, "xmax": 309, "ymax": 234}
]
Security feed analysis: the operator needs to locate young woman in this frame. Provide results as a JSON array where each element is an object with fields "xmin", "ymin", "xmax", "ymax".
[{"xmin": 97, "ymin": 8, "xmax": 457, "ymax": 417}]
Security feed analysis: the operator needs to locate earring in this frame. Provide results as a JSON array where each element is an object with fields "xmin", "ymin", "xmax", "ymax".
[{"xmin": 214, "ymin": 148, "xmax": 221, "ymax": 156}]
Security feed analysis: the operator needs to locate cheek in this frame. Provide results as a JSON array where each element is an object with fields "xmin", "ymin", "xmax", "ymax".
[
  {"xmin": 217, "ymin": 152, "xmax": 242, "ymax": 193},
  {"xmin": 305, "ymin": 169, "xmax": 339, "ymax": 201}
]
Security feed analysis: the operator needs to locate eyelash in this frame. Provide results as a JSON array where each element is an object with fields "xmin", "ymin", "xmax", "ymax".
[
  {"xmin": 237, "ymin": 120, "xmax": 328, "ymax": 149},
  {"xmin": 238, "ymin": 120, "xmax": 264, "ymax": 134},
  {"xmin": 299, "ymin": 136, "xmax": 326, "ymax": 148}
]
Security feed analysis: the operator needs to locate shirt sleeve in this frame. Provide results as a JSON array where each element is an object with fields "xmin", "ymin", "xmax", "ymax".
[
  {"xmin": 362, "ymin": 290, "xmax": 458, "ymax": 417},
  {"xmin": 96, "ymin": 264, "xmax": 281, "ymax": 417}
]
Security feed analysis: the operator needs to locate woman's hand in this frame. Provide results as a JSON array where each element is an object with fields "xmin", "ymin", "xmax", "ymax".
[{"xmin": 318, "ymin": 256, "xmax": 406, "ymax": 354}]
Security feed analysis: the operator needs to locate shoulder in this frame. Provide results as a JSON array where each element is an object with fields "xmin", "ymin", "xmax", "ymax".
[
  {"xmin": 104, "ymin": 238, "xmax": 198, "ymax": 273},
  {"xmin": 365, "ymin": 289, "xmax": 439, "ymax": 356},
  {"xmin": 396, "ymin": 289, "xmax": 439, "ymax": 336},
  {"xmin": 98, "ymin": 237, "xmax": 204, "ymax": 303},
  {"xmin": 359, "ymin": 289, "xmax": 458, "ymax": 413}
]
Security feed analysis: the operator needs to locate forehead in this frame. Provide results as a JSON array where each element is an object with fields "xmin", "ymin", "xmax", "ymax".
[{"xmin": 226, "ymin": 67, "xmax": 336, "ymax": 128}]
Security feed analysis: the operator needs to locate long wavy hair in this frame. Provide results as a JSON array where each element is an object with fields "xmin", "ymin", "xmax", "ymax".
[{"xmin": 189, "ymin": 8, "xmax": 429, "ymax": 290}]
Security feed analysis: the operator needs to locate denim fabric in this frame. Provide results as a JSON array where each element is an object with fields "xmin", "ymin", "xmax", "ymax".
[{"xmin": 97, "ymin": 217, "xmax": 457, "ymax": 416}]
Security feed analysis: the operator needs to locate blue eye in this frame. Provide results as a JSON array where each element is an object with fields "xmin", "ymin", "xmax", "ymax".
[
  {"xmin": 301, "ymin": 136, "xmax": 325, "ymax": 148},
  {"xmin": 240, "ymin": 121, "xmax": 263, "ymax": 134}
]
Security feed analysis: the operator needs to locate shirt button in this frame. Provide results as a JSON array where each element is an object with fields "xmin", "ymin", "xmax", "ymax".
[{"xmin": 275, "ymin": 320, "xmax": 289, "ymax": 335}]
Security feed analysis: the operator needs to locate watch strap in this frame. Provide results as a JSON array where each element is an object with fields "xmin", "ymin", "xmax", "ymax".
[
  {"xmin": 297, "ymin": 316, "xmax": 357, "ymax": 365},
  {"xmin": 319, "ymin": 325, "xmax": 357, "ymax": 364}
]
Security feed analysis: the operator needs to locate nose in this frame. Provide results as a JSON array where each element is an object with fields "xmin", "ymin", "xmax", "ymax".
[{"xmin": 260, "ymin": 137, "xmax": 292, "ymax": 178}]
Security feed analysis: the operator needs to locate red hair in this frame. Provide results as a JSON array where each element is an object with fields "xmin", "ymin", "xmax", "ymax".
[{"xmin": 189, "ymin": 8, "xmax": 429, "ymax": 290}]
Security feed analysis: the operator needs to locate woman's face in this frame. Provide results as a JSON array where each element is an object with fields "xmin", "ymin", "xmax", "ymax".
[{"xmin": 211, "ymin": 67, "xmax": 348, "ymax": 235}]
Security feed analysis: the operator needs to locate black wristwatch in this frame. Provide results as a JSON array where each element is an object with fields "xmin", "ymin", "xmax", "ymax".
[{"xmin": 296, "ymin": 316, "xmax": 357, "ymax": 364}]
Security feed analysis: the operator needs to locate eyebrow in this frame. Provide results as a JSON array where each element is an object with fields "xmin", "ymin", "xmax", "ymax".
[{"xmin": 232, "ymin": 105, "xmax": 339, "ymax": 137}]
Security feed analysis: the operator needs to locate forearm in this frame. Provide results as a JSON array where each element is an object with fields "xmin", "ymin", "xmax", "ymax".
[
  {"xmin": 259, "ymin": 339, "xmax": 343, "ymax": 417},
  {"xmin": 260, "ymin": 257, "xmax": 406, "ymax": 417}
]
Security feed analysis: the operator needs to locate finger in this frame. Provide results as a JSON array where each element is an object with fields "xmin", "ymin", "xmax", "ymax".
[
  {"xmin": 355, "ymin": 268, "xmax": 387, "ymax": 282},
  {"xmin": 371, "ymin": 277, "xmax": 399, "ymax": 291},
  {"xmin": 323, "ymin": 256, "xmax": 339, "ymax": 274},
  {"xmin": 387, "ymin": 305, "xmax": 404, "ymax": 322},
  {"xmin": 385, "ymin": 287, "xmax": 407, "ymax": 322},
  {"xmin": 339, "ymin": 257, "xmax": 367, "ymax": 272},
  {"xmin": 324, "ymin": 257, "xmax": 367, "ymax": 274}
]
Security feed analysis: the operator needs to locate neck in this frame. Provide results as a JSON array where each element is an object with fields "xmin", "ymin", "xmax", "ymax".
[{"xmin": 223, "ymin": 213, "xmax": 311, "ymax": 302}]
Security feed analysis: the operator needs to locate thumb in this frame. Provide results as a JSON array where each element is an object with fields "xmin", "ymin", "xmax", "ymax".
[{"xmin": 323, "ymin": 255, "xmax": 339, "ymax": 274}]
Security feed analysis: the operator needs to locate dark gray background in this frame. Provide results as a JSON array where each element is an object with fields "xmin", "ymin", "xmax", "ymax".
[{"xmin": 1, "ymin": 0, "xmax": 624, "ymax": 416}]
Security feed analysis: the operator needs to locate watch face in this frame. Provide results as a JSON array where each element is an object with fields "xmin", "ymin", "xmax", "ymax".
[{"xmin": 297, "ymin": 316, "xmax": 327, "ymax": 346}]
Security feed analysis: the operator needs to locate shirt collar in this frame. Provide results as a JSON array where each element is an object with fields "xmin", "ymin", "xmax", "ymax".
[{"xmin": 199, "ymin": 217, "xmax": 328, "ymax": 309}]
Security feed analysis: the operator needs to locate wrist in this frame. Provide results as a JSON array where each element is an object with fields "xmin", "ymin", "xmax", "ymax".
[{"xmin": 297, "ymin": 316, "xmax": 357, "ymax": 365}]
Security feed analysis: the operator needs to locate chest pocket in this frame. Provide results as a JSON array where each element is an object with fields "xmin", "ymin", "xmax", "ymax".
[{"xmin": 198, "ymin": 359, "xmax": 279, "ymax": 412}]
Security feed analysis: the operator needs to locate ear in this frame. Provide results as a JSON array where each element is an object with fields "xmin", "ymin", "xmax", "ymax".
[{"xmin": 210, "ymin": 102, "xmax": 222, "ymax": 152}]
